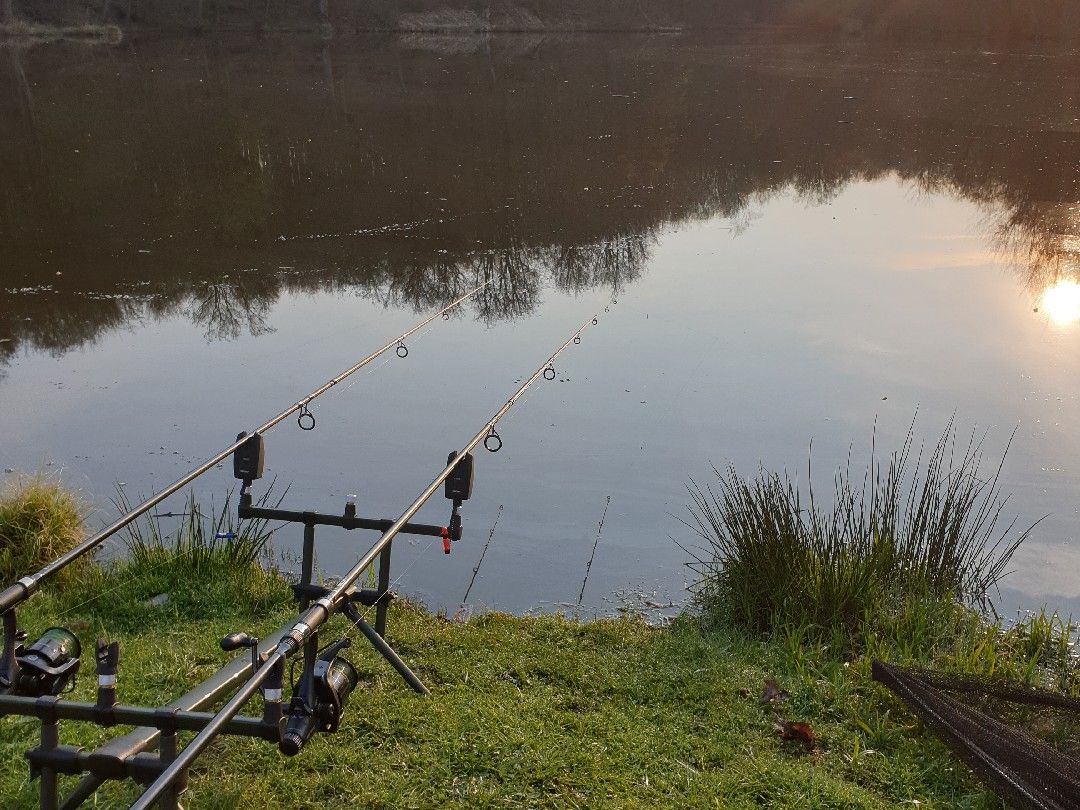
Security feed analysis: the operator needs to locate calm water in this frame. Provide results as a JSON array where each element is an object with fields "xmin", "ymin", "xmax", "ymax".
[{"xmin": 1, "ymin": 34, "xmax": 1078, "ymax": 618}]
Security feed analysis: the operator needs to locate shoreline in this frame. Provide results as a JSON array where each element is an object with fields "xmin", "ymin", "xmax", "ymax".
[{"xmin": 1, "ymin": 477, "xmax": 1076, "ymax": 806}]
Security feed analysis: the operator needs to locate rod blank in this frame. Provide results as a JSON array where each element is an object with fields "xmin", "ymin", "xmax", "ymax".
[
  {"xmin": 0, "ymin": 285, "xmax": 486, "ymax": 615},
  {"xmin": 131, "ymin": 305, "xmax": 606, "ymax": 810}
]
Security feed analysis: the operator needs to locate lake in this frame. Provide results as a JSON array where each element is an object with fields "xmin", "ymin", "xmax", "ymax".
[{"xmin": 1, "ymin": 32, "xmax": 1078, "ymax": 619}]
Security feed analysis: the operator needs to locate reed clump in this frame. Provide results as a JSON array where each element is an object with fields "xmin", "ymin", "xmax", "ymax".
[
  {"xmin": 115, "ymin": 486, "xmax": 282, "ymax": 575},
  {"xmin": 684, "ymin": 423, "xmax": 1037, "ymax": 644},
  {"xmin": 52, "ymin": 485, "xmax": 293, "ymax": 629},
  {"xmin": 0, "ymin": 474, "xmax": 86, "ymax": 588}
]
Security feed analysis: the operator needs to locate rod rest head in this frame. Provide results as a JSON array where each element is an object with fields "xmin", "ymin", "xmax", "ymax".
[{"xmin": 291, "ymin": 583, "xmax": 385, "ymax": 607}]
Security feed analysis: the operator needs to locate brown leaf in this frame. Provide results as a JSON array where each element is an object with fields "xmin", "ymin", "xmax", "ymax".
[
  {"xmin": 760, "ymin": 678, "xmax": 789, "ymax": 704},
  {"xmin": 774, "ymin": 719, "xmax": 816, "ymax": 749},
  {"xmin": 737, "ymin": 687, "xmax": 752, "ymax": 698}
]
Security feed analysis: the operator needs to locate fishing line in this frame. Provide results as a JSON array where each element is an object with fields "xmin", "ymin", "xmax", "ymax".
[
  {"xmin": 484, "ymin": 294, "xmax": 617, "ymax": 438},
  {"xmin": 54, "ymin": 554, "xmax": 186, "ymax": 619},
  {"xmin": 53, "ymin": 503, "xmax": 287, "ymax": 620},
  {"xmin": 340, "ymin": 316, "xmax": 438, "ymax": 395},
  {"xmin": 574, "ymin": 304, "xmax": 725, "ymax": 613},
  {"xmin": 577, "ymin": 495, "xmax": 611, "ymax": 606},
  {"xmin": 461, "ymin": 505, "xmax": 503, "ymax": 606},
  {"xmin": 396, "ymin": 292, "xmax": 621, "ymax": 607},
  {"xmin": 54, "ymin": 509, "xmax": 294, "ymax": 619},
  {"xmin": 383, "ymin": 296, "xmax": 614, "ymax": 603}
]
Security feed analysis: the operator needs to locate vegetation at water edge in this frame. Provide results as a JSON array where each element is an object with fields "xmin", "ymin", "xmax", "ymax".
[
  {"xmin": 0, "ymin": 474, "xmax": 87, "ymax": 588},
  {"xmin": 0, "ymin": 434, "xmax": 1075, "ymax": 807}
]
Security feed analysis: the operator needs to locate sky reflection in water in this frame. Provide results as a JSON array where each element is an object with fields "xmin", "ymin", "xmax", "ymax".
[{"xmin": 0, "ymin": 34, "xmax": 1078, "ymax": 618}]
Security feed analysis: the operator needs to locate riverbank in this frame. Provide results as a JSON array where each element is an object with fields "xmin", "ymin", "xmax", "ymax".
[
  {"xmin": 1, "ymin": 479, "xmax": 1076, "ymax": 806},
  {"xmin": 0, "ymin": 572, "xmax": 1028, "ymax": 807}
]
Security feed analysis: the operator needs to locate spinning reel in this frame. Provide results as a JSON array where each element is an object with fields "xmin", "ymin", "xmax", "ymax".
[
  {"xmin": 280, "ymin": 637, "xmax": 359, "ymax": 756},
  {"xmin": 1, "ymin": 626, "xmax": 82, "ymax": 697}
]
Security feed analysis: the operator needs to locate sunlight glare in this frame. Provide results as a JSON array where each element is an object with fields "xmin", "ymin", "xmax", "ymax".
[{"xmin": 1040, "ymin": 279, "xmax": 1080, "ymax": 326}]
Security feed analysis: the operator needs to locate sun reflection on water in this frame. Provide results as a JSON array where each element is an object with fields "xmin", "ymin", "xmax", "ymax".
[{"xmin": 1040, "ymin": 280, "xmax": 1080, "ymax": 327}]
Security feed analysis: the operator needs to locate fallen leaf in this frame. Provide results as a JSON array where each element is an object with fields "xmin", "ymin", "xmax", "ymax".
[
  {"xmin": 775, "ymin": 719, "xmax": 816, "ymax": 749},
  {"xmin": 761, "ymin": 678, "xmax": 789, "ymax": 704}
]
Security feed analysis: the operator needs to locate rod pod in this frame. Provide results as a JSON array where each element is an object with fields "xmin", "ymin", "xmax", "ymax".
[
  {"xmin": 131, "ymin": 304, "xmax": 610, "ymax": 810},
  {"xmin": 0, "ymin": 284, "xmax": 488, "ymax": 618}
]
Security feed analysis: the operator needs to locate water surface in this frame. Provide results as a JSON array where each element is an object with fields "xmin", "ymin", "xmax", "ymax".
[{"xmin": 1, "ymin": 33, "xmax": 1078, "ymax": 618}]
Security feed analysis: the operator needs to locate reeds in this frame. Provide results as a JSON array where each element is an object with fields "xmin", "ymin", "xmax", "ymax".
[
  {"xmin": 0, "ymin": 474, "xmax": 86, "ymax": 586},
  {"xmin": 115, "ymin": 484, "xmax": 284, "ymax": 575},
  {"xmin": 683, "ymin": 422, "xmax": 1037, "ymax": 639}
]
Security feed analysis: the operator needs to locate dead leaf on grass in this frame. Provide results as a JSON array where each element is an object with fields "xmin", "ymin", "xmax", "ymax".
[
  {"xmin": 774, "ymin": 719, "xmax": 816, "ymax": 749},
  {"xmin": 760, "ymin": 678, "xmax": 789, "ymax": 704}
]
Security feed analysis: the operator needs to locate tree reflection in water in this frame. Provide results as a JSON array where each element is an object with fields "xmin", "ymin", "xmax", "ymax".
[{"xmin": 0, "ymin": 34, "xmax": 1077, "ymax": 361}]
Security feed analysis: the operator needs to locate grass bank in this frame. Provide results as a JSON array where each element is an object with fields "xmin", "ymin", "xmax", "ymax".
[
  {"xmin": 0, "ymin": 456, "xmax": 1075, "ymax": 807},
  {"xmin": 3, "ymin": 575, "xmax": 1059, "ymax": 808}
]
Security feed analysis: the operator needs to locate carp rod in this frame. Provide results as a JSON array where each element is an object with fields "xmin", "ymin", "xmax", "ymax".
[
  {"xmin": 0, "ymin": 284, "xmax": 487, "ymax": 616},
  {"xmin": 132, "ymin": 306, "xmax": 606, "ymax": 810}
]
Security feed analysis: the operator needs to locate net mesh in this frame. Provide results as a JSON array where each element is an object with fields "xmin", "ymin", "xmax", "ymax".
[{"xmin": 872, "ymin": 660, "xmax": 1080, "ymax": 810}]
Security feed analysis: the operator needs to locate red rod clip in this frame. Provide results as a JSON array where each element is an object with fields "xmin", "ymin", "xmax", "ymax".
[{"xmin": 441, "ymin": 527, "xmax": 451, "ymax": 555}]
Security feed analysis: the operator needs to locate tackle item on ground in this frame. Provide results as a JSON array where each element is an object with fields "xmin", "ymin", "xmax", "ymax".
[{"xmin": 873, "ymin": 660, "xmax": 1080, "ymax": 810}]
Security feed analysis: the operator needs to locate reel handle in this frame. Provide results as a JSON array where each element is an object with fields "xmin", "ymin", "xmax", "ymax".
[{"xmin": 220, "ymin": 632, "xmax": 257, "ymax": 652}]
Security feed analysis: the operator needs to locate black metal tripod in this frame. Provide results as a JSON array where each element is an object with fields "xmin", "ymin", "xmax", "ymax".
[{"xmin": 236, "ymin": 485, "xmax": 442, "ymax": 695}]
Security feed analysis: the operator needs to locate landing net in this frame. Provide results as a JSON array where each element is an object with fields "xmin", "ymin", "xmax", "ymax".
[{"xmin": 872, "ymin": 660, "xmax": 1080, "ymax": 810}]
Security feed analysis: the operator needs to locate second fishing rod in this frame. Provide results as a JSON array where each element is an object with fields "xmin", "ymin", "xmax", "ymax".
[
  {"xmin": 0, "ymin": 284, "xmax": 487, "ymax": 617},
  {"xmin": 131, "ymin": 302, "xmax": 613, "ymax": 810}
]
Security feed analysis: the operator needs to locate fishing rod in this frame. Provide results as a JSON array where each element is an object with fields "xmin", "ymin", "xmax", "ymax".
[
  {"xmin": 0, "ymin": 284, "xmax": 486, "ymax": 617},
  {"xmin": 131, "ymin": 306, "xmax": 606, "ymax": 810}
]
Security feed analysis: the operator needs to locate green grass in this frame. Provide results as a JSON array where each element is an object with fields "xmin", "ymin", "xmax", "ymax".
[
  {"xmin": 114, "ymin": 484, "xmax": 284, "ymax": 576},
  {"xmin": 2, "ymin": 551, "xmax": 1075, "ymax": 808},
  {"xmin": 0, "ymin": 463, "xmax": 1075, "ymax": 808},
  {"xmin": 683, "ymin": 423, "xmax": 1035, "ymax": 644},
  {"xmin": 0, "ymin": 474, "xmax": 86, "ymax": 588},
  {"xmin": 0, "ymin": 584, "xmax": 1013, "ymax": 808}
]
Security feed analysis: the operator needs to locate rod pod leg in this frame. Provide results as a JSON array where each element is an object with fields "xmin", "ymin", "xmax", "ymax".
[
  {"xmin": 157, "ymin": 727, "xmax": 183, "ymax": 810},
  {"xmin": 38, "ymin": 716, "xmax": 59, "ymax": 810},
  {"xmin": 1, "ymin": 609, "xmax": 19, "ymax": 689},
  {"xmin": 342, "ymin": 604, "xmax": 428, "ymax": 695},
  {"xmin": 375, "ymin": 540, "xmax": 392, "ymax": 638}
]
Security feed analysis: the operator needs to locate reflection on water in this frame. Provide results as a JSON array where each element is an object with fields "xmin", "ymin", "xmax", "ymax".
[
  {"xmin": 1, "ymin": 33, "xmax": 1079, "ymax": 615},
  {"xmin": 1041, "ymin": 279, "xmax": 1080, "ymax": 326},
  {"xmin": 0, "ymin": 35, "xmax": 1078, "ymax": 361}
]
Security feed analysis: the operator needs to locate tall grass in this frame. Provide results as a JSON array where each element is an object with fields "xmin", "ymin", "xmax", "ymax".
[
  {"xmin": 114, "ymin": 485, "xmax": 284, "ymax": 575},
  {"xmin": 50, "ymin": 484, "xmax": 293, "ymax": 629},
  {"xmin": 0, "ymin": 474, "xmax": 86, "ymax": 587},
  {"xmin": 683, "ymin": 423, "xmax": 1038, "ymax": 641}
]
